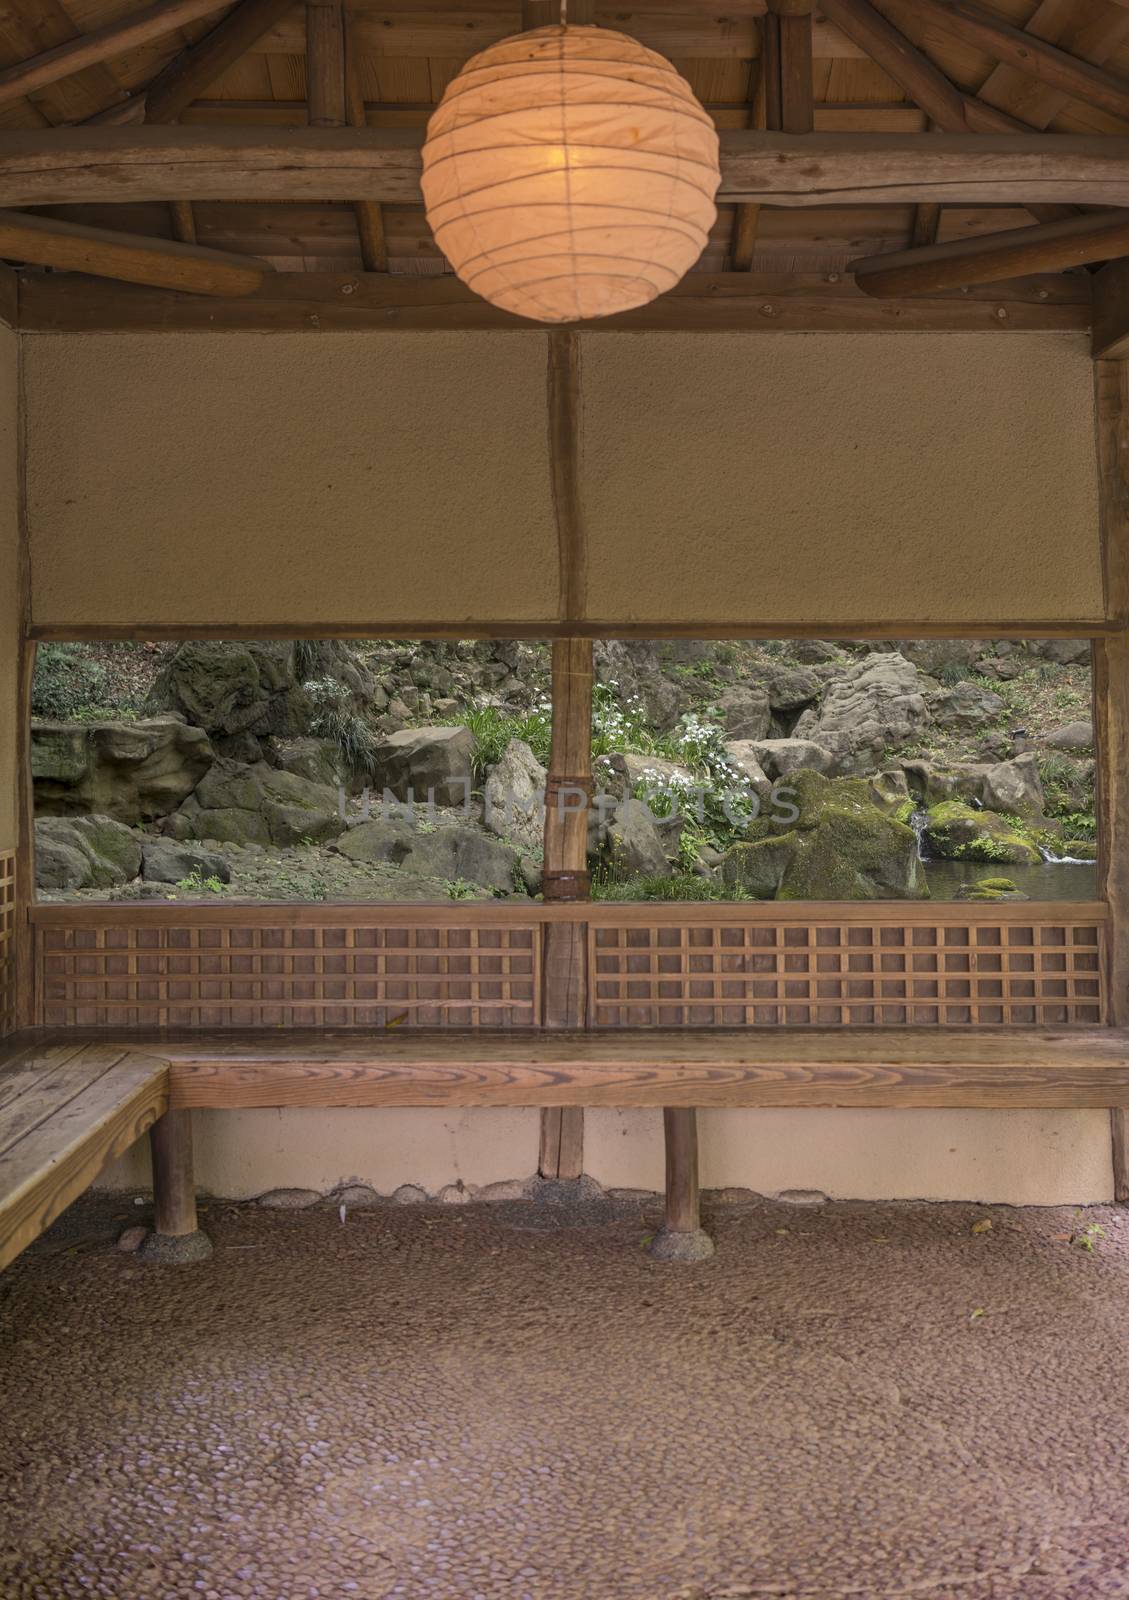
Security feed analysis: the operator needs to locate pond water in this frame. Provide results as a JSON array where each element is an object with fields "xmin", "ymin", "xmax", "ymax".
[{"xmin": 919, "ymin": 857, "xmax": 1097, "ymax": 902}]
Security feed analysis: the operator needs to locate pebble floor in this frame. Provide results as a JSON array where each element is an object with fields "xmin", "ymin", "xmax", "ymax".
[{"xmin": 3, "ymin": 1190, "xmax": 1129, "ymax": 1600}]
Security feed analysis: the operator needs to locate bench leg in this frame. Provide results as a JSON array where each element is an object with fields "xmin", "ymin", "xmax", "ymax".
[
  {"xmin": 648, "ymin": 1108, "xmax": 714, "ymax": 1262},
  {"xmin": 140, "ymin": 1110, "xmax": 212, "ymax": 1264}
]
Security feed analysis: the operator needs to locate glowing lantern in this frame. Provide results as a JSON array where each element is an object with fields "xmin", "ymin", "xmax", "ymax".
[{"xmin": 420, "ymin": 25, "xmax": 721, "ymax": 323}]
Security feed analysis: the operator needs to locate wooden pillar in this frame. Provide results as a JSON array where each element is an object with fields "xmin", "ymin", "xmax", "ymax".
[
  {"xmin": 650, "ymin": 1108, "xmax": 714, "ymax": 1261},
  {"xmin": 540, "ymin": 636, "xmax": 592, "ymax": 1179},
  {"xmin": 143, "ymin": 1109, "xmax": 212, "ymax": 1261},
  {"xmin": 1094, "ymin": 361, "xmax": 1129, "ymax": 1201}
]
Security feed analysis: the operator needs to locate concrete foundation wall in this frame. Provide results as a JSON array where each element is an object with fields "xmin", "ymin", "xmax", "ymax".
[{"xmin": 97, "ymin": 1103, "xmax": 1115, "ymax": 1205}]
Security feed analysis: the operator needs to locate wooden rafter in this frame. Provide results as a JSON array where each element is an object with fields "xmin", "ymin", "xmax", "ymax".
[
  {"xmin": 0, "ymin": 0, "xmax": 230, "ymax": 112},
  {"xmin": 343, "ymin": 11, "xmax": 386, "ymax": 273},
  {"xmin": 768, "ymin": 0, "xmax": 813, "ymax": 135},
  {"xmin": 853, "ymin": 209, "xmax": 1129, "ymax": 297},
  {"xmin": 0, "ymin": 208, "xmax": 269, "ymax": 294},
  {"xmin": 889, "ymin": 0, "xmax": 1129, "ymax": 127},
  {"xmin": 306, "ymin": 0, "xmax": 345, "ymax": 129},
  {"xmin": 142, "ymin": 0, "xmax": 296, "ymax": 124},
  {"xmin": 7, "ymin": 128, "xmax": 1129, "ymax": 208}
]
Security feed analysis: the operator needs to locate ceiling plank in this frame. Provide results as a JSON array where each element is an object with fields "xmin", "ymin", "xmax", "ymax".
[
  {"xmin": 13, "ymin": 266, "xmax": 1091, "ymax": 335},
  {"xmin": 143, "ymin": 0, "xmax": 297, "ymax": 122},
  {"xmin": 896, "ymin": 0, "xmax": 1129, "ymax": 124},
  {"xmin": 0, "ymin": 0, "xmax": 233, "ymax": 113},
  {"xmin": 8, "ymin": 127, "xmax": 1129, "ymax": 209},
  {"xmin": 0, "ymin": 208, "xmax": 269, "ymax": 293},
  {"xmin": 854, "ymin": 209, "xmax": 1129, "ymax": 296}
]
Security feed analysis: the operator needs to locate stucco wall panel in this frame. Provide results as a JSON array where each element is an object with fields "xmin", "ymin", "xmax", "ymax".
[
  {"xmin": 581, "ymin": 332, "xmax": 1102, "ymax": 626},
  {"xmin": 25, "ymin": 332, "xmax": 557, "ymax": 627}
]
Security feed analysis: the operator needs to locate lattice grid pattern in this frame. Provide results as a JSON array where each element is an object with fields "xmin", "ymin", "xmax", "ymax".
[
  {"xmin": 0, "ymin": 851, "xmax": 14, "ymax": 1038},
  {"xmin": 589, "ymin": 917, "xmax": 1107, "ymax": 1027},
  {"xmin": 38, "ymin": 920, "xmax": 542, "ymax": 1029}
]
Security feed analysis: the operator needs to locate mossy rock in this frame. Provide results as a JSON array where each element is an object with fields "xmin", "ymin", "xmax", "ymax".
[
  {"xmin": 778, "ymin": 807, "xmax": 925, "ymax": 901},
  {"xmin": 1063, "ymin": 840, "xmax": 1098, "ymax": 861},
  {"xmin": 923, "ymin": 801, "xmax": 1041, "ymax": 866},
  {"xmin": 976, "ymin": 877, "xmax": 1018, "ymax": 892},
  {"xmin": 718, "ymin": 834, "xmax": 799, "ymax": 898}
]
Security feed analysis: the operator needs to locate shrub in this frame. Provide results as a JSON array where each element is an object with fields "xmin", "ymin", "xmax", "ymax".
[
  {"xmin": 32, "ymin": 644, "xmax": 115, "ymax": 720},
  {"xmin": 461, "ymin": 699, "xmax": 552, "ymax": 778}
]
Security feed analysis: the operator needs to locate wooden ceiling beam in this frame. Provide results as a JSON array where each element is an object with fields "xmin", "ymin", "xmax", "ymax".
[
  {"xmin": 343, "ymin": 10, "xmax": 386, "ymax": 273},
  {"xmin": 13, "ymin": 267, "xmax": 1090, "ymax": 336},
  {"xmin": 889, "ymin": 0, "xmax": 1129, "ymax": 127},
  {"xmin": 0, "ymin": 0, "xmax": 232, "ymax": 113},
  {"xmin": 0, "ymin": 209, "xmax": 269, "ymax": 294},
  {"xmin": 1092, "ymin": 257, "xmax": 1129, "ymax": 358},
  {"xmin": 854, "ymin": 209, "xmax": 1129, "ymax": 297},
  {"xmin": 7, "ymin": 128, "xmax": 1129, "ymax": 209},
  {"xmin": 143, "ymin": 0, "xmax": 296, "ymax": 124},
  {"xmin": 767, "ymin": 0, "xmax": 813, "ymax": 135}
]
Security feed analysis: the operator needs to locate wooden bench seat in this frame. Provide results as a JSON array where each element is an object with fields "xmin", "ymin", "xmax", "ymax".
[
  {"xmin": 0, "ymin": 1040, "xmax": 168, "ymax": 1272},
  {"xmin": 148, "ymin": 1026, "xmax": 1129, "ymax": 1110},
  {"xmin": 5, "ymin": 1025, "xmax": 1129, "ymax": 1271}
]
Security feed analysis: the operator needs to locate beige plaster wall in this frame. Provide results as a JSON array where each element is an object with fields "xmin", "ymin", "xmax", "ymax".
[
  {"xmin": 581, "ymin": 332, "xmax": 1103, "ymax": 626},
  {"xmin": 0, "ymin": 325, "xmax": 18, "ymax": 848},
  {"xmin": 24, "ymin": 329, "xmax": 1102, "ymax": 632},
  {"xmin": 97, "ymin": 1103, "xmax": 1114, "ymax": 1205},
  {"xmin": 24, "ymin": 332, "xmax": 558, "ymax": 627}
]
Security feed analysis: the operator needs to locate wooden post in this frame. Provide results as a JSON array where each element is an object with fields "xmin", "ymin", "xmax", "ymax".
[
  {"xmin": 143, "ymin": 1109, "xmax": 212, "ymax": 1261},
  {"xmin": 540, "ymin": 635, "xmax": 592, "ymax": 1180},
  {"xmin": 1094, "ymin": 360, "xmax": 1129, "ymax": 1202},
  {"xmin": 649, "ymin": 1108, "xmax": 714, "ymax": 1261}
]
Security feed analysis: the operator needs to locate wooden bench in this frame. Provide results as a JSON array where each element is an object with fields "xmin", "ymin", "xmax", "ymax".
[{"xmin": 5, "ymin": 1026, "xmax": 1129, "ymax": 1269}]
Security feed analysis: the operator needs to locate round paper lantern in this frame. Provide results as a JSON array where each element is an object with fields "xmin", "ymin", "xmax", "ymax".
[{"xmin": 421, "ymin": 25, "xmax": 721, "ymax": 323}]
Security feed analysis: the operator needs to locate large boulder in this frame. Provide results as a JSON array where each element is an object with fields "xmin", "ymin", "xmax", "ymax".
[
  {"xmin": 483, "ymin": 738, "xmax": 545, "ymax": 853},
  {"xmin": 1043, "ymin": 720, "xmax": 1093, "ymax": 752},
  {"xmin": 165, "ymin": 760, "xmax": 344, "ymax": 847},
  {"xmin": 750, "ymin": 738, "xmax": 834, "ymax": 779},
  {"xmin": 270, "ymin": 736, "xmax": 348, "ymax": 789},
  {"xmin": 898, "ymin": 640, "xmax": 981, "ymax": 679},
  {"xmin": 925, "ymin": 680, "xmax": 1005, "ymax": 730},
  {"xmin": 147, "ymin": 640, "xmax": 376, "ymax": 758},
  {"xmin": 923, "ymin": 801, "xmax": 1041, "ymax": 865},
  {"xmin": 371, "ymin": 726, "xmax": 476, "ymax": 808},
  {"xmin": 980, "ymin": 754, "xmax": 1045, "ymax": 818},
  {"xmin": 35, "ymin": 815, "xmax": 142, "ymax": 890},
  {"xmin": 764, "ymin": 667, "xmax": 822, "ymax": 714},
  {"xmin": 594, "ymin": 640, "xmax": 687, "ymax": 732},
  {"xmin": 1025, "ymin": 639, "xmax": 1090, "ymax": 666},
  {"xmin": 715, "ymin": 686, "xmax": 772, "ymax": 742},
  {"xmin": 32, "ymin": 717, "xmax": 213, "ymax": 824},
  {"xmin": 717, "ymin": 770, "xmax": 923, "ymax": 900},
  {"xmin": 605, "ymin": 798, "xmax": 672, "ymax": 878},
  {"xmin": 140, "ymin": 840, "xmax": 232, "ymax": 886},
  {"xmin": 335, "ymin": 818, "xmax": 521, "ymax": 895},
  {"xmin": 791, "ymin": 652, "xmax": 929, "ymax": 775}
]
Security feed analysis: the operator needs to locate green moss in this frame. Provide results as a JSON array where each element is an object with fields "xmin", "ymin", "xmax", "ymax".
[
  {"xmin": 923, "ymin": 801, "xmax": 1041, "ymax": 866},
  {"xmin": 976, "ymin": 877, "xmax": 1018, "ymax": 892}
]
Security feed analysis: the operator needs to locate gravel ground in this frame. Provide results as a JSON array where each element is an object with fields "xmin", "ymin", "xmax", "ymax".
[{"xmin": 2, "ymin": 1192, "xmax": 1129, "ymax": 1600}]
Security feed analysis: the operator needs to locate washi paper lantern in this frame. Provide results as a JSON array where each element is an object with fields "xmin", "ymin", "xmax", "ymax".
[{"xmin": 421, "ymin": 25, "xmax": 722, "ymax": 322}]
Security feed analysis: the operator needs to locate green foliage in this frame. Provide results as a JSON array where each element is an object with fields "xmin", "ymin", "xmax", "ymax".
[
  {"xmin": 446, "ymin": 877, "xmax": 477, "ymax": 900},
  {"xmin": 592, "ymin": 870, "xmax": 750, "ymax": 902},
  {"xmin": 32, "ymin": 644, "xmax": 120, "ymax": 721},
  {"xmin": 461, "ymin": 698, "xmax": 552, "ymax": 778},
  {"xmin": 175, "ymin": 870, "xmax": 225, "ymax": 895},
  {"xmin": 303, "ymin": 675, "xmax": 379, "ymax": 779}
]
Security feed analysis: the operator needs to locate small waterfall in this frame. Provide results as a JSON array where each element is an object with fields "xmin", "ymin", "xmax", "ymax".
[
  {"xmin": 909, "ymin": 808, "xmax": 929, "ymax": 861},
  {"xmin": 1038, "ymin": 843, "xmax": 1092, "ymax": 866}
]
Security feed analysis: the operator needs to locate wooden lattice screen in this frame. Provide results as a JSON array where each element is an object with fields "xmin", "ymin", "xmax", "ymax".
[
  {"xmin": 31, "ymin": 900, "xmax": 1108, "ymax": 1032},
  {"xmin": 34, "ymin": 908, "xmax": 542, "ymax": 1029},
  {"xmin": 0, "ymin": 851, "xmax": 14, "ymax": 1038},
  {"xmin": 587, "ymin": 906, "xmax": 1107, "ymax": 1028}
]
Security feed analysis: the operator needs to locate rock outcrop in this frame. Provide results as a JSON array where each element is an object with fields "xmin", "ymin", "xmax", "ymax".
[
  {"xmin": 719, "ymin": 771, "xmax": 924, "ymax": 901},
  {"xmin": 371, "ymin": 726, "xmax": 477, "ymax": 808},
  {"xmin": 32, "ymin": 717, "xmax": 214, "ymax": 823},
  {"xmin": 35, "ymin": 816, "xmax": 143, "ymax": 890},
  {"xmin": 164, "ymin": 760, "xmax": 345, "ymax": 847}
]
